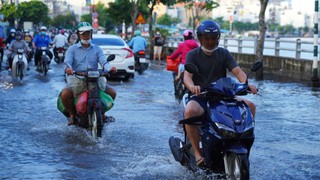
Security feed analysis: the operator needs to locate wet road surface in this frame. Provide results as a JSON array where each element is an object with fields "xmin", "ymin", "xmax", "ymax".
[{"xmin": 0, "ymin": 60, "xmax": 319, "ymax": 179}]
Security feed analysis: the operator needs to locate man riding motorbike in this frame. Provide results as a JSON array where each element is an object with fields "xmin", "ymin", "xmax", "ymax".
[
  {"xmin": 127, "ymin": 30, "xmax": 147, "ymax": 58},
  {"xmin": 183, "ymin": 20, "xmax": 258, "ymax": 167},
  {"xmin": 60, "ymin": 22, "xmax": 117, "ymax": 125},
  {"xmin": 52, "ymin": 29, "xmax": 68, "ymax": 60},
  {"xmin": 32, "ymin": 26, "xmax": 53, "ymax": 71}
]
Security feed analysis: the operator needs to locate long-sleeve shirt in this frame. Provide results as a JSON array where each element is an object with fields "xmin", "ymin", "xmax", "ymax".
[
  {"xmin": 64, "ymin": 42, "xmax": 111, "ymax": 72},
  {"xmin": 170, "ymin": 39, "xmax": 199, "ymax": 65}
]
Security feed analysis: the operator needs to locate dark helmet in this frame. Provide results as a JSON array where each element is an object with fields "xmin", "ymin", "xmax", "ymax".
[
  {"xmin": 15, "ymin": 31, "xmax": 22, "ymax": 40},
  {"xmin": 196, "ymin": 20, "xmax": 221, "ymax": 39}
]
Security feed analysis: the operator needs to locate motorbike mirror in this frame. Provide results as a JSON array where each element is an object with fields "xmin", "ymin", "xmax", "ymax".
[
  {"xmin": 107, "ymin": 54, "xmax": 115, "ymax": 62},
  {"xmin": 250, "ymin": 61, "xmax": 263, "ymax": 72},
  {"xmin": 245, "ymin": 61, "xmax": 263, "ymax": 84}
]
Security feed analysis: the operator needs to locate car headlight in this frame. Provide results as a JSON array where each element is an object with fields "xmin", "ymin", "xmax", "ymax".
[{"xmin": 88, "ymin": 71, "xmax": 100, "ymax": 78}]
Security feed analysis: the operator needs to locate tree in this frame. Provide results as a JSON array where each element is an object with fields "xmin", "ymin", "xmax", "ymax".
[
  {"xmin": 256, "ymin": 0, "xmax": 269, "ymax": 80},
  {"xmin": 177, "ymin": 0, "xmax": 219, "ymax": 31},
  {"xmin": 157, "ymin": 13, "xmax": 181, "ymax": 26},
  {"xmin": 0, "ymin": 3, "xmax": 17, "ymax": 27},
  {"xmin": 51, "ymin": 13, "xmax": 77, "ymax": 29},
  {"xmin": 0, "ymin": 0, "xmax": 50, "ymax": 28},
  {"xmin": 17, "ymin": 1, "xmax": 49, "ymax": 27}
]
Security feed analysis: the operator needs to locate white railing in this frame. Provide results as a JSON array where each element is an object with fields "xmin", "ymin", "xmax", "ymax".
[{"xmin": 165, "ymin": 36, "xmax": 318, "ymax": 61}]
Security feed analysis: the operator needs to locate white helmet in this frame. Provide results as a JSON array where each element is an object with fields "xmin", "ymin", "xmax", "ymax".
[
  {"xmin": 40, "ymin": 26, "xmax": 47, "ymax": 31},
  {"xmin": 77, "ymin": 22, "xmax": 93, "ymax": 34},
  {"xmin": 10, "ymin": 29, "xmax": 16, "ymax": 33}
]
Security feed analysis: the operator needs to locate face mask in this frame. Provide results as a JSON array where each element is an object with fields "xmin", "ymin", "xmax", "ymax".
[
  {"xmin": 10, "ymin": 33, "xmax": 15, "ymax": 37},
  {"xmin": 15, "ymin": 36, "xmax": 21, "ymax": 40},
  {"xmin": 80, "ymin": 39, "xmax": 91, "ymax": 45},
  {"xmin": 41, "ymin": 32, "xmax": 46, "ymax": 35},
  {"xmin": 156, "ymin": 32, "xmax": 160, "ymax": 35},
  {"xmin": 25, "ymin": 33, "xmax": 29, "ymax": 36},
  {"xmin": 201, "ymin": 46, "xmax": 218, "ymax": 53}
]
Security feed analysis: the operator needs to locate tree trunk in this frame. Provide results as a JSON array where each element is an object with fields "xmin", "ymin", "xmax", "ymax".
[
  {"xmin": 256, "ymin": 0, "xmax": 268, "ymax": 80},
  {"xmin": 148, "ymin": 0, "xmax": 157, "ymax": 59}
]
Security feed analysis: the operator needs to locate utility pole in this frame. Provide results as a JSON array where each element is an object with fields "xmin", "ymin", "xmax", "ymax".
[{"xmin": 312, "ymin": 0, "xmax": 320, "ymax": 87}]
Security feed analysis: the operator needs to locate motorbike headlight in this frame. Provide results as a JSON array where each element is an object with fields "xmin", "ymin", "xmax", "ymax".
[
  {"xmin": 88, "ymin": 71, "xmax": 100, "ymax": 78},
  {"xmin": 215, "ymin": 122, "xmax": 238, "ymax": 138}
]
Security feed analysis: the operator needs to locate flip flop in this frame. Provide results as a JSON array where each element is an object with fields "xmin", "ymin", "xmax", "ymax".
[{"xmin": 196, "ymin": 157, "xmax": 205, "ymax": 167}]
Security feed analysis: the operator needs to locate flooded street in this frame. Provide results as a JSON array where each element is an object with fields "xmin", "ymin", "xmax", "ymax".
[{"xmin": 0, "ymin": 60, "xmax": 319, "ymax": 179}]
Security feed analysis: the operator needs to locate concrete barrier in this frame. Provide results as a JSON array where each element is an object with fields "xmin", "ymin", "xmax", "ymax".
[{"xmin": 162, "ymin": 46, "xmax": 320, "ymax": 84}]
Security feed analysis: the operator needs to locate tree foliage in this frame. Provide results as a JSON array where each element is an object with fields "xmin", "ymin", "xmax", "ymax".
[
  {"xmin": 0, "ymin": 0, "xmax": 49, "ymax": 28},
  {"xmin": 157, "ymin": 14, "xmax": 181, "ymax": 26},
  {"xmin": 17, "ymin": 1, "xmax": 49, "ymax": 26},
  {"xmin": 51, "ymin": 13, "xmax": 78, "ymax": 29},
  {"xmin": 177, "ymin": 0, "xmax": 219, "ymax": 31}
]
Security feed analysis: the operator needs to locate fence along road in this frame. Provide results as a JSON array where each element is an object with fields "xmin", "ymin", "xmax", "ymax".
[{"xmin": 166, "ymin": 36, "xmax": 319, "ymax": 61}]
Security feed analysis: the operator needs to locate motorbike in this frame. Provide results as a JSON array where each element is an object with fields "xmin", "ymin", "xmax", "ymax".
[
  {"xmin": 169, "ymin": 61, "xmax": 263, "ymax": 179},
  {"xmin": 57, "ymin": 55, "xmax": 115, "ymax": 139},
  {"xmin": 54, "ymin": 45, "xmax": 68, "ymax": 64},
  {"xmin": 135, "ymin": 50, "xmax": 149, "ymax": 75},
  {"xmin": 38, "ymin": 46, "xmax": 50, "ymax": 76},
  {"xmin": 174, "ymin": 71, "xmax": 187, "ymax": 103},
  {"xmin": 11, "ymin": 48, "xmax": 28, "ymax": 81}
]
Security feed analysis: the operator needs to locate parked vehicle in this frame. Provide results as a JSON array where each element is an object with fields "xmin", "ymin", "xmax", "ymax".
[
  {"xmin": 92, "ymin": 34, "xmax": 134, "ymax": 81},
  {"xmin": 135, "ymin": 50, "xmax": 149, "ymax": 75},
  {"xmin": 58, "ymin": 55, "xmax": 115, "ymax": 139},
  {"xmin": 11, "ymin": 48, "xmax": 28, "ymax": 81},
  {"xmin": 169, "ymin": 61, "xmax": 263, "ymax": 179}
]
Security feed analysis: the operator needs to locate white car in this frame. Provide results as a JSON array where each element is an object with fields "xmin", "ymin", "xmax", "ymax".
[{"xmin": 92, "ymin": 34, "xmax": 135, "ymax": 80}]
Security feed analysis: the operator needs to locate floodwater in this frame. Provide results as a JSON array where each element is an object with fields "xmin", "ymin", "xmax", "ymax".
[{"xmin": 0, "ymin": 60, "xmax": 319, "ymax": 179}]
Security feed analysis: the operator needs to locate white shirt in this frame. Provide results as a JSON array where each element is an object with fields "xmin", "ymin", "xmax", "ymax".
[{"xmin": 52, "ymin": 34, "xmax": 68, "ymax": 48}]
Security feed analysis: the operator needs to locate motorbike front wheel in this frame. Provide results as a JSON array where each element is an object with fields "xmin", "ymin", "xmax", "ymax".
[
  {"xmin": 90, "ymin": 109, "xmax": 103, "ymax": 139},
  {"xmin": 225, "ymin": 153, "xmax": 249, "ymax": 180}
]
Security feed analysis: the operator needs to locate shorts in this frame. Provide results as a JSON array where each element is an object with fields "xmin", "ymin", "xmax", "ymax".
[
  {"xmin": 66, "ymin": 75, "xmax": 111, "ymax": 97},
  {"xmin": 154, "ymin": 46, "xmax": 163, "ymax": 55},
  {"xmin": 188, "ymin": 96, "xmax": 208, "ymax": 113},
  {"xmin": 178, "ymin": 63, "xmax": 184, "ymax": 72}
]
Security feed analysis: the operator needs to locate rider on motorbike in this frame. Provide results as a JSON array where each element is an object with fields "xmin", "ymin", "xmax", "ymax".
[
  {"xmin": 183, "ymin": 20, "xmax": 258, "ymax": 167},
  {"xmin": 7, "ymin": 31, "xmax": 30, "ymax": 70},
  {"xmin": 127, "ymin": 30, "xmax": 147, "ymax": 57},
  {"xmin": 170, "ymin": 29, "xmax": 198, "ymax": 82},
  {"xmin": 60, "ymin": 22, "xmax": 117, "ymax": 125},
  {"xmin": 23, "ymin": 29, "xmax": 34, "ymax": 64},
  {"xmin": 5, "ymin": 29, "xmax": 16, "ymax": 46},
  {"xmin": 32, "ymin": 26, "xmax": 53, "ymax": 70},
  {"xmin": 52, "ymin": 29, "xmax": 68, "ymax": 59}
]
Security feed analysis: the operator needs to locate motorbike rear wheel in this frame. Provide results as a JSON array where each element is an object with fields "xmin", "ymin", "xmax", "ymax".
[
  {"xmin": 90, "ymin": 109, "xmax": 103, "ymax": 139},
  {"xmin": 225, "ymin": 153, "xmax": 249, "ymax": 180}
]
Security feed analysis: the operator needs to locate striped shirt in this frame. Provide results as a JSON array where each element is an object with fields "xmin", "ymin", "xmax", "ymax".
[{"xmin": 64, "ymin": 42, "xmax": 111, "ymax": 72}]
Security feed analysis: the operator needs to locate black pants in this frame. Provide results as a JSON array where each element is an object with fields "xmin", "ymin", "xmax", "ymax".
[{"xmin": 35, "ymin": 49, "xmax": 53, "ymax": 66}]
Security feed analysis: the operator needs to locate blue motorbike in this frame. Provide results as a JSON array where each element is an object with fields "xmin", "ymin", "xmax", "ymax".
[{"xmin": 169, "ymin": 61, "xmax": 263, "ymax": 179}]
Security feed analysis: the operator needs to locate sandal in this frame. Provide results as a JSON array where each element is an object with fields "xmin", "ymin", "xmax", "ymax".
[
  {"xmin": 196, "ymin": 157, "xmax": 205, "ymax": 167},
  {"xmin": 103, "ymin": 116, "xmax": 116, "ymax": 123},
  {"xmin": 67, "ymin": 117, "xmax": 77, "ymax": 126}
]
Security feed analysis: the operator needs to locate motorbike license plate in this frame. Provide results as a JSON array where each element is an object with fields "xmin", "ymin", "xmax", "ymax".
[
  {"xmin": 58, "ymin": 53, "xmax": 64, "ymax": 57},
  {"xmin": 140, "ymin": 58, "xmax": 146, "ymax": 63}
]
